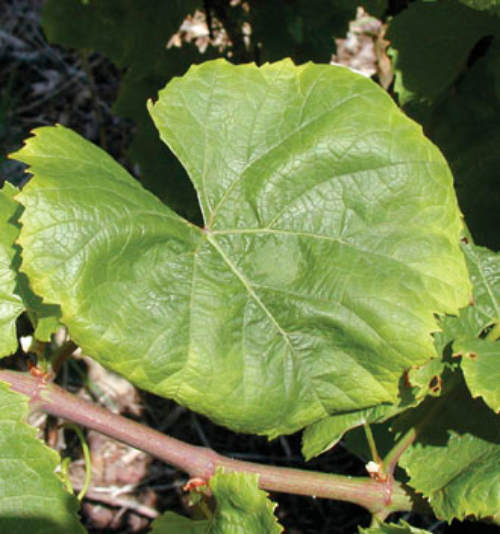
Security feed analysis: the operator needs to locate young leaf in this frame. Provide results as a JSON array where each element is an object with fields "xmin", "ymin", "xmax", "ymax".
[
  {"xmin": 395, "ymin": 377, "xmax": 500, "ymax": 522},
  {"xmin": 0, "ymin": 381, "xmax": 86, "ymax": 533},
  {"xmin": 0, "ymin": 183, "xmax": 24, "ymax": 355},
  {"xmin": 150, "ymin": 470, "xmax": 282, "ymax": 534},
  {"xmin": 14, "ymin": 60, "xmax": 470, "ymax": 437},
  {"xmin": 358, "ymin": 520, "xmax": 433, "ymax": 533}
]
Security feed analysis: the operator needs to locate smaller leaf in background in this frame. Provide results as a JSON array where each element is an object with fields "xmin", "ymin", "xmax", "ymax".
[
  {"xmin": 150, "ymin": 469, "xmax": 283, "ymax": 534},
  {"xmin": 359, "ymin": 519, "xmax": 433, "ymax": 533},
  {"xmin": 395, "ymin": 376, "xmax": 500, "ymax": 522},
  {"xmin": 0, "ymin": 381, "xmax": 87, "ymax": 533},
  {"xmin": 453, "ymin": 339, "xmax": 500, "ymax": 413},
  {"xmin": 387, "ymin": 1, "xmax": 496, "ymax": 106},
  {"xmin": 250, "ymin": 0, "xmax": 356, "ymax": 64}
]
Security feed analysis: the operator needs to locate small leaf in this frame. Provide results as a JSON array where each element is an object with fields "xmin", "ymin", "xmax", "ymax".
[
  {"xmin": 396, "ymin": 377, "xmax": 500, "ymax": 522},
  {"xmin": 150, "ymin": 470, "xmax": 283, "ymax": 534},
  {"xmin": 453, "ymin": 338, "xmax": 500, "ymax": 413},
  {"xmin": 359, "ymin": 520, "xmax": 433, "ymax": 533},
  {"xmin": 0, "ymin": 381, "xmax": 86, "ymax": 533},
  {"xmin": 0, "ymin": 183, "xmax": 24, "ymax": 355},
  {"xmin": 14, "ymin": 60, "xmax": 470, "ymax": 436}
]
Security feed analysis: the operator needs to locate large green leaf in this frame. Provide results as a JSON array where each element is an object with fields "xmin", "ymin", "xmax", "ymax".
[
  {"xmin": 150, "ymin": 470, "xmax": 282, "ymax": 534},
  {"xmin": 396, "ymin": 377, "xmax": 500, "ymax": 522},
  {"xmin": 0, "ymin": 183, "xmax": 24, "ymax": 355},
  {"xmin": 0, "ymin": 381, "xmax": 86, "ymax": 533},
  {"xmin": 14, "ymin": 60, "xmax": 470, "ymax": 437}
]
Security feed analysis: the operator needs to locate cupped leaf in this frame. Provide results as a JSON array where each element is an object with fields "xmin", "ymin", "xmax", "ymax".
[
  {"xmin": 150, "ymin": 469, "xmax": 282, "ymax": 534},
  {"xmin": 0, "ymin": 183, "xmax": 24, "ymax": 355},
  {"xmin": 395, "ymin": 377, "xmax": 500, "ymax": 522},
  {"xmin": 14, "ymin": 60, "xmax": 470, "ymax": 437},
  {"xmin": 0, "ymin": 381, "xmax": 86, "ymax": 533},
  {"xmin": 359, "ymin": 520, "xmax": 433, "ymax": 534},
  {"xmin": 454, "ymin": 339, "xmax": 500, "ymax": 412}
]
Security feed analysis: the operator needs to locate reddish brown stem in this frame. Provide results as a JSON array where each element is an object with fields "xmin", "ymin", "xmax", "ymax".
[{"xmin": 0, "ymin": 369, "xmax": 417, "ymax": 516}]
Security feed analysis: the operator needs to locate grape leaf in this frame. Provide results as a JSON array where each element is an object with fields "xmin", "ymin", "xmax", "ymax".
[
  {"xmin": 396, "ymin": 377, "xmax": 500, "ymax": 522},
  {"xmin": 0, "ymin": 381, "xmax": 86, "ymax": 533},
  {"xmin": 150, "ymin": 470, "xmax": 282, "ymax": 534},
  {"xmin": 0, "ymin": 183, "xmax": 24, "ymax": 355},
  {"xmin": 387, "ymin": 1, "xmax": 496, "ymax": 106},
  {"xmin": 14, "ymin": 60, "xmax": 470, "ymax": 437},
  {"xmin": 453, "ymin": 339, "xmax": 500, "ymax": 413},
  {"xmin": 359, "ymin": 520, "xmax": 433, "ymax": 533}
]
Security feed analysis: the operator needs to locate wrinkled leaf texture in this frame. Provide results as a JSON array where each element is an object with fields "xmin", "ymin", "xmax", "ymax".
[
  {"xmin": 14, "ymin": 60, "xmax": 470, "ymax": 437},
  {"xmin": 396, "ymin": 378, "xmax": 500, "ymax": 522}
]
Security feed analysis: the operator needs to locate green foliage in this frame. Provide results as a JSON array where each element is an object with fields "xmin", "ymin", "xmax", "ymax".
[
  {"xmin": 396, "ymin": 377, "xmax": 500, "ymax": 522},
  {"xmin": 388, "ymin": 1, "xmax": 500, "ymax": 251},
  {"xmin": 2, "ymin": 1, "xmax": 500, "ymax": 529},
  {"xmin": 151, "ymin": 470, "xmax": 282, "ymax": 533},
  {"xmin": 41, "ymin": 0, "xmax": 204, "ymax": 218},
  {"xmin": 0, "ymin": 382, "xmax": 86, "ymax": 533},
  {"xmin": 13, "ymin": 60, "xmax": 470, "ymax": 438}
]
